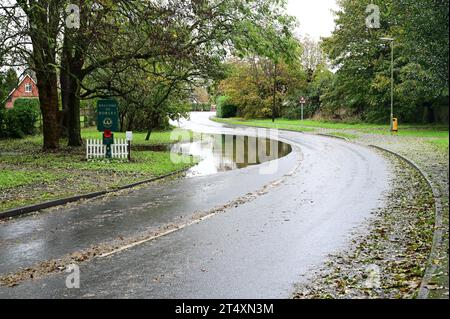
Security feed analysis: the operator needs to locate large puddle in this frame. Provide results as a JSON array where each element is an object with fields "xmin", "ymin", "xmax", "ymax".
[{"xmin": 168, "ymin": 133, "xmax": 292, "ymax": 177}]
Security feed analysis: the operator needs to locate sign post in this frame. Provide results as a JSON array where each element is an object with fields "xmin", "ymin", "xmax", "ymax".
[
  {"xmin": 97, "ymin": 99, "xmax": 120, "ymax": 159},
  {"xmin": 103, "ymin": 130, "xmax": 114, "ymax": 158},
  {"xmin": 126, "ymin": 131, "xmax": 133, "ymax": 161},
  {"xmin": 299, "ymin": 96, "xmax": 306, "ymax": 121}
]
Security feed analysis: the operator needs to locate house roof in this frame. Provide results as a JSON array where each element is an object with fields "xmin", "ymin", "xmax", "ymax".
[{"xmin": 6, "ymin": 74, "xmax": 37, "ymax": 100}]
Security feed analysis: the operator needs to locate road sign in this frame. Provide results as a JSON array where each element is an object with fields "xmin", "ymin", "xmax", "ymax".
[
  {"xmin": 299, "ymin": 96, "xmax": 306, "ymax": 104},
  {"xmin": 97, "ymin": 99, "xmax": 120, "ymax": 132},
  {"xmin": 125, "ymin": 131, "xmax": 133, "ymax": 161},
  {"xmin": 126, "ymin": 131, "xmax": 133, "ymax": 141},
  {"xmin": 299, "ymin": 97, "xmax": 306, "ymax": 121}
]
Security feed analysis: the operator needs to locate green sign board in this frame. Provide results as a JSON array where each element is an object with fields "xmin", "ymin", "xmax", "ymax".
[{"xmin": 97, "ymin": 99, "xmax": 119, "ymax": 132}]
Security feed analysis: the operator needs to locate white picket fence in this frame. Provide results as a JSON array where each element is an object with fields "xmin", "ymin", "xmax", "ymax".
[
  {"xmin": 111, "ymin": 139, "xmax": 129, "ymax": 159},
  {"xmin": 86, "ymin": 139, "xmax": 129, "ymax": 160}
]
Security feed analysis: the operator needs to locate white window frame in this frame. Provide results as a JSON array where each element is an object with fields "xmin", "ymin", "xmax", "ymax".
[{"xmin": 25, "ymin": 83, "xmax": 32, "ymax": 93}]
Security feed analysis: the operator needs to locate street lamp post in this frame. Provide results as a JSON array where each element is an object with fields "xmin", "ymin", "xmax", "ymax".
[{"xmin": 380, "ymin": 37, "xmax": 395, "ymax": 131}]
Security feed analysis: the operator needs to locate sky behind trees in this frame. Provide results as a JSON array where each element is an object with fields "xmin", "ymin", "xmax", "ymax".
[{"xmin": 287, "ymin": 0, "xmax": 338, "ymax": 40}]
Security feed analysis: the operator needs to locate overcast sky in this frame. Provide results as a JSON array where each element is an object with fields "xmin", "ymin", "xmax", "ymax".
[{"xmin": 287, "ymin": 0, "xmax": 339, "ymax": 40}]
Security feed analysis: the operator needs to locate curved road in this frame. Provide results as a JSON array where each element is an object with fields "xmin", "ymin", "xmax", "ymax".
[{"xmin": 0, "ymin": 113, "xmax": 390, "ymax": 298}]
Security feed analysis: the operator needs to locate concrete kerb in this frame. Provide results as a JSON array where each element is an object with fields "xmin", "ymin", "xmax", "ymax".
[{"xmin": 368, "ymin": 145, "xmax": 444, "ymax": 299}]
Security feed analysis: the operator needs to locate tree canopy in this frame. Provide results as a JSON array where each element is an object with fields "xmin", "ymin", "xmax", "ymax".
[
  {"xmin": 218, "ymin": 0, "xmax": 448, "ymax": 123},
  {"xmin": 0, "ymin": 0, "xmax": 299, "ymax": 149},
  {"xmin": 320, "ymin": 0, "xmax": 449, "ymax": 123}
]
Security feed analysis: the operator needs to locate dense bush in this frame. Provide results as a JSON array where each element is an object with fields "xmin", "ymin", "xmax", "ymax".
[
  {"xmin": 119, "ymin": 98, "xmax": 190, "ymax": 133},
  {"xmin": 0, "ymin": 98, "xmax": 40, "ymax": 138},
  {"xmin": 216, "ymin": 96, "xmax": 237, "ymax": 118},
  {"xmin": 282, "ymin": 97, "xmax": 321, "ymax": 120},
  {"xmin": 13, "ymin": 97, "xmax": 40, "ymax": 111},
  {"xmin": 0, "ymin": 106, "xmax": 5, "ymax": 138},
  {"xmin": 2, "ymin": 109, "xmax": 24, "ymax": 138},
  {"xmin": 218, "ymin": 60, "xmax": 307, "ymax": 119}
]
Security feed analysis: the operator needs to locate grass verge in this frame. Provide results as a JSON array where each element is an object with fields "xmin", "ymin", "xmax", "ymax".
[
  {"xmin": 213, "ymin": 117, "xmax": 448, "ymax": 144},
  {"xmin": 0, "ymin": 128, "xmax": 197, "ymax": 212},
  {"xmin": 428, "ymin": 138, "xmax": 449, "ymax": 152}
]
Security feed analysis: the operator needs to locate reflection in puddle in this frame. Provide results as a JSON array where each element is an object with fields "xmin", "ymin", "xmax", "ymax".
[{"xmin": 170, "ymin": 134, "xmax": 292, "ymax": 177}]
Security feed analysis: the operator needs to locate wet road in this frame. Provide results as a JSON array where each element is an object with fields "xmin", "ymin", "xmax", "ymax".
[{"xmin": 0, "ymin": 113, "xmax": 390, "ymax": 298}]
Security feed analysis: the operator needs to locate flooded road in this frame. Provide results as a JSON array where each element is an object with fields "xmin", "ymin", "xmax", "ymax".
[
  {"xmin": 171, "ymin": 133, "xmax": 292, "ymax": 177},
  {"xmin": 0, "ymin": 112, "xmax": 390, "ymax": 299}
]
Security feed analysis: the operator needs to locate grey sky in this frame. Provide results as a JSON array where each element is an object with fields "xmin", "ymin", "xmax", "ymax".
[{"xmin": 287, "ymin": 0, "xmax": 339, "ymax": 40}]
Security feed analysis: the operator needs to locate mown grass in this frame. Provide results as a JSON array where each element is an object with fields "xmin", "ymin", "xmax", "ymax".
[
  {"xmin": 0, "ymin": 170, "xmax": 61, "ymax": 190},
  {"xmin": 213, "ymin": 117, "xmax": 449, "ymax": 140},
  {"xmin": 0, "ymin": 148, "xmax": 195, "ymax": 174},
  {"xmin": 212, "ymin": 117, "xmax": 315, "ymax": 132},
  {"xmin": 428, "ymin": 138, "xmax": 449, "ymax": 152},
  {"xmin": 213, "ymin": 117, "xmax": 387, "ymax": 131},
  {"xmin": 0, "ymin": 128, "xmax": 192, "ymax": 153},
  {"xmin": 0, "ymin": 127, "xmax": 197, "ymax": 212}
]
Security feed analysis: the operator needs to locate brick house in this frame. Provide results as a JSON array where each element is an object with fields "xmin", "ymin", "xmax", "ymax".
[{"xmin": 4, "ymin": 74, "xmax": 39, "ymax": 109}]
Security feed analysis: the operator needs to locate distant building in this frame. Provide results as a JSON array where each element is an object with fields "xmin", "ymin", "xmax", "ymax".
[{"xmin": 4, "ymin": 74, "xmax": 39, "ymax": 109}]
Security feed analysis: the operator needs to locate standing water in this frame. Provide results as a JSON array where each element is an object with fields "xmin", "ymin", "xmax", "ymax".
[{"xmin": 170, "ymin": 133, "xmax": 292, "ymax": 177}]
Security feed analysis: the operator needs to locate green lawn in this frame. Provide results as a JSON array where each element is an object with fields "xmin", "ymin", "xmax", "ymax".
[
  {"xmin": 0, "ymin": 127, "xmax": 197, "ymax": 212},
  {"xmin": 213, "ymin": 117, "xmax": 315, "ymax": 132},
  {"xmin": 213, "ymin": 117, "xmax": 449, "ymax": 141},
  {"xmin": 429, "ymin": 138, "xmax": 449, "ymax": 152},
  {"xmin": 0, "ymin": 170, "xmax": 61, "ymax": 190},
  {"xmin": 213, "ymin": 117, "xmax": 389, "ymax": 131}
]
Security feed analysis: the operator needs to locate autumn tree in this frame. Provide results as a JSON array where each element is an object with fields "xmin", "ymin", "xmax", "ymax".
[{"xmin": 219, "ymin": 58, "xmax": 306, "ymax": 119}]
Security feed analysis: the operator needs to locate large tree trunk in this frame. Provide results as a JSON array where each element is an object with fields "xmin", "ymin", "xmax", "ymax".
[
  {"xmin": 425, "ymin": 103, "xmax": 435, "ymax": 124},
  {"xmin": 59, "ymin": 66, "xmax": 69, "ymax": 138},
  {"xmin": 62, "ymin": 62, "xmax": 83, "ymax": 146},
  {"xmin": 23, "ymin": 1, "xmax": 61, "ymax": 150},
  {"xmin": 127, "ymin": 112, "xmax": 135, "ymax": 131},
  {"xmin": 36, "ymin": 71, "xmax": 60, "ymax": 150},
  {"xmin": 145, "ymin": 128, "xmax": 153, "ymax": 141},
  {"xmin": 61, "ymin": 28, "xmax": 84, "ymax": 147},
  {"xmin": 66, "ymin": 82, "xmax": 83, "ymax": 146},
  {"xmin": 145, "ymin": 113, "xmax": 159, "ymax": 141}
]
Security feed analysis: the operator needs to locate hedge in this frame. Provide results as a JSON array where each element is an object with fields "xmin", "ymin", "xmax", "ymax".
[
  {"xmin": 0, "ymin": 98, "xmax": 40, "ymax": 138},
  {"xmin": 0, "ymin": 106, "xmax": 5, "ymax": 138},
  {"xmin": 13, "ymin": 97, "xmax": 40, "ymax": 111},
  {"xmin": 216, "ymin": 96, "xmax": 237, "ymax": 118}
]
